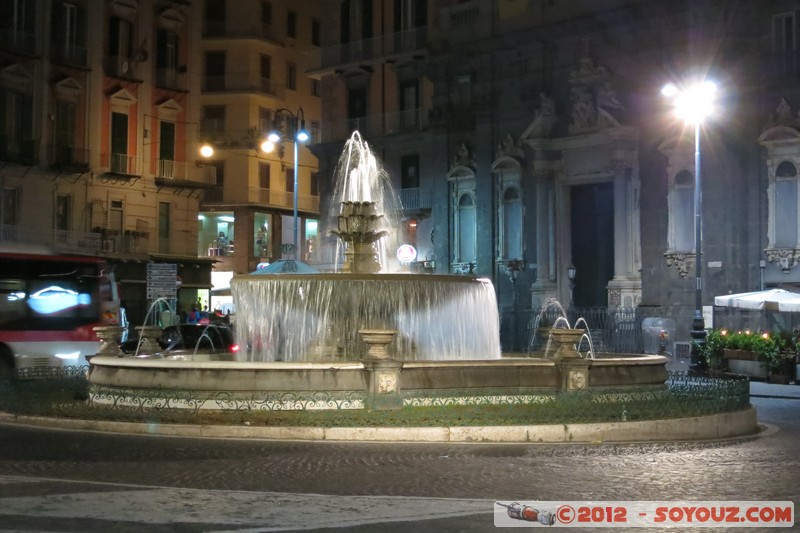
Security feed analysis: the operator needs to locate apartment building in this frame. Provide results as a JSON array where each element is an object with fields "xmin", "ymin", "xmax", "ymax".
[
  {"xmin": 198, "ymin": 0, "xmax": 322, "ymax": 282},
  {"xmin": 0, "ymin": 0, "xmax": 214, "ymax": 323}
]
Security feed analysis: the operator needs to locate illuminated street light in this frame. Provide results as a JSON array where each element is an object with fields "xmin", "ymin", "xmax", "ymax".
[
  {"xmin": 265, "ymin": 108, "xmax": 310, "ymax": 259},
  {"xmin": 199, "ymin": 143, "xmax": 214, "ymax": 158},
  {"xmin": 662, "ymin": 79, "xmax": 718, "ymax": 373}
]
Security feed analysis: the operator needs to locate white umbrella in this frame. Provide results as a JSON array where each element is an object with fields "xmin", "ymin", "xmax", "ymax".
[{"xmin": 714, "ymin": 288, "xmax": 800, "ymax": 311}]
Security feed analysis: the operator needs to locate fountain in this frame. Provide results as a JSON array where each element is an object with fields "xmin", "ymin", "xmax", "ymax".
[
  {"xmin": 231, "ymin": 131, "xmax": 501, "ymax": 362},
  {"xmin": 87, "ymin": 132, "xmax": 672, "ymax": 415}
]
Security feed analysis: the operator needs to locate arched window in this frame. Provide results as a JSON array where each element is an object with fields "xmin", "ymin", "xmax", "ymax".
[
  {"xmin": 775, "ymin": 160, "xmax": 799, "ymax": 247},
  {"xmin": 502, "ymin": 186, "xmax": 522, "ymax": 259},
  {"xmin": 457, "ymin": 192, "xmax": 476, "ymax": 263},
  {"xmin": 670, "ymin": 170, "xmax": 694, "ymax": 252}
]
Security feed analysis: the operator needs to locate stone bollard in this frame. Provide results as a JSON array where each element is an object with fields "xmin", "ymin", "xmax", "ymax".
[{"xmin": 359, "ymin": 329, "xmax": 403, "ymax": 410}]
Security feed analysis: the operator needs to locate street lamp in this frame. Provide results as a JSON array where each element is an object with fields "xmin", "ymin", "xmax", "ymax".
[
  {"xmin": 662, "ymin": 79, "xmax": 717, "ymax": 373},
  {"xmin": 262, "ymin": 108, "xmax": 310, "ymax": 259},
  {"xmin": 567, "ymin": 264, "xmax": 576, "ymax": 308}
]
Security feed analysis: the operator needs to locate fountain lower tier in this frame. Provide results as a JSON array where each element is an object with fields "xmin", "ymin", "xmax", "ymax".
[
  {"xmin": 231, "ymin": 273, "xmax": 501, "ymax": 362},
  {"xmin": 87, "ymin": 354, "xmax": 670, "ymax": 411}
]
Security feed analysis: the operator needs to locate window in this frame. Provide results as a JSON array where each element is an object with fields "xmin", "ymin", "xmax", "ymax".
[
  {"xmin": 56, "ymin": 194, "xmax": 71, "ymax": 231},
  {"xmin": 456, "ymin": 193, "xmax": 476, "ymax": 263},
  {"xmin": 1, "ymin": 0, "xmax": 36, "ymax": 53},
  {"xmin": 669, "ymin": 170, "xmax": 694, "ymax": 252},
  {"xmin": 158, "ymin": 202, "xmax": 170, "ymax": 253},
  {"xmin": 259, "ymin": 162, "xmax": 270, "ymax": 189},
  {"xmin": 54, "ymin": 99, "xmax": 76, "ymax": 164},
  {"xmin": 204, "ymin": 51, "xmax": 226, "ymax": 91},
  {"xmin": 775, "ymin": 161, "xmax": 799, "ymax": 247},
  {"xmin": 202, "ymin": 106, "xmax": 225, "ymax": 134},
  {"xmin": 259, "ymin": 107, "xmax": 273, "ymax": 133},
  {"xmin": 2, "ymin": 188, "xmax": 18, "ymax": 225},
  {"xmin": 51, "ymin": 1, "xmax": 87, "ymax": 65},
  {"xmin": 285, "ymin": 167, "xmax": 295, "ymax": 193},
  {"xmin": 401, "ymin": 154, "xmax": 419, "ymax": 189},
  {"xmin": 0, "ymin": 88, "xmax": 34, "ymax": 159},
  {"xmin": 156, "ymin": 29, "xmax": 179, "ymax": 88},
  {"xmin": 311, "ymin": 18, "xmax": 321, "ymax": 46},
  {"xmin": 260, "ymin": 54, "xmax": 272, "ymax": 80},
  {"xmin": 204, "ymin": 0, "xmax": 225, "ymax": 36},
  {"xmin": 286, "ymin": 61, "xmax": 296, "ymax": 90},
  {"xmin": 400, "ymin": 80, "xmax": 419, "ymax": 130},
  {"xmin": 287, "ymin": 10, "xmax": 297, "ymax": 38},
  {"xmin": 502, "ymin": 187, "xmax": 522, "ymax": 260},
  {"xmin": 310, "ymin": 172, "xmax": 319, "ymax": 196},
  {"xmin": 310, "ymin": 78, "xmax": 320, "ymax": 97},
  {"xmin": 159, "ymin": 121, "xmax": 176, "ymax": 177},
  {"xmin": 109, "ymin": 16, "xmax": 133, "ymax": 76},
  {"xmin": 773, "ymin": 12, "xmax": 796, "ymax": 52},
  {"xmin": 261, "ymin": 1, "xmax": 272, "ymax": 26}
]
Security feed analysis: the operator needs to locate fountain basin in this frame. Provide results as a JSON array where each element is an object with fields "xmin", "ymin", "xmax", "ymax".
[
  {"xmin": 231, "ymin": 273, "xmax": 501, "ymax": 362},
  {"xmin": 87, "ymin": 354, "xmax": 669, "ymax": 411}
]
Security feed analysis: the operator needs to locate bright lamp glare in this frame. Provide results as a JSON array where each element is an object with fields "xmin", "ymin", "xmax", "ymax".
[
  {"xmin": 296, "ymin": 130, "xmax": 310, "ymax": 142},
  {"xmin": 664, "ymin": 81, "xmax": 717, "ymax": 124},
  {"xmin": 268, "ymin": 132, "xmax": 281, "ymax": 143},
  {"xmin": 199, "ymin": 144, "xmax": 214, "ymax": 158},
  {"xmin": 260, "ymin": 140, "xmax": 275, "ymax": 153}
]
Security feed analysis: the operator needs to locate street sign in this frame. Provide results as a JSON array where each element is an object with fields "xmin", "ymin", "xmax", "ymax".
[{"xmin": 146, "ymin": 263, "xmax": 178, "ymax": 300}]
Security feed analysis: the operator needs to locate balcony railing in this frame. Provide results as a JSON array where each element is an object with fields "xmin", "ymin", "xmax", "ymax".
[
  {"xmin": 0, "ymin": 137, "xmax": 39, "ymax": 165},
  {"xmin": 399, "ymin": 187, "xmax": 432, "ymax": 211},
  {"xmin": 102, "ymin": 153, "xmax": 141, "ymax": 175},
  {"xmin": 106, "ymin": 55, "xmax": 138, "ymax": 79},
  {"xmin": 156, "ymin": 67, "xmax": 187, "ymax": 91},
  {"xmin": 0, "ymin": 29, "xmax": 37, "ymax": 55},
  {"xmin": 51, "ymin": 44, "xmax": 87, "ymax": 67},
  {"xmin": 202, "ymin": 75, "xmax": 284, "ymax": 97},
  {"xmin": 320, "ymin": 109, "xmax": 429, "ymax": 143},
  {"xmin": 308, "ymin": 27, "xmax": 428, "ymax": 72},
  {"xmin": 202, "ymin": 21, "xmax": 278, "ymax": 41},
  {"xmin": 48, "ymin": 144, "xmax": 90, "ymax": 171},
  {"xmin": 250, "ymin": 188, "xmax": 320, "ymax": 212},
  {"xmin": 0, "ymin": 224, "xmax": 102, "ymax": 253},
  {"xmin": 156, "ymin": 160, "xmax": 217, "ymax": 184}
]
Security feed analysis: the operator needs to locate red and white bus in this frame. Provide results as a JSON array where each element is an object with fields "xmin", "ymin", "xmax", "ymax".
[{"xmin": 0, "ymin": 248, "xmax": 120, "ymax": 375}]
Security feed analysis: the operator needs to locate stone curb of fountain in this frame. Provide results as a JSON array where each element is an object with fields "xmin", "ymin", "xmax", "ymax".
[{"xmin": 0, "ymin": 407, "xmax": 758, "ymax": 444}]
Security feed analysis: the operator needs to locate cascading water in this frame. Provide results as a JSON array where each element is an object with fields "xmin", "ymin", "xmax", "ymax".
[{"xmin": 231, "ymin": 131, "xmax": 501, "ymax": 361}]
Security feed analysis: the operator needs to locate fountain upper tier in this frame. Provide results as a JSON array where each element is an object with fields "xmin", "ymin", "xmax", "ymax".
[{"xmin": 231, "ymin": 273, "xmax": 501, "ymax": 362}]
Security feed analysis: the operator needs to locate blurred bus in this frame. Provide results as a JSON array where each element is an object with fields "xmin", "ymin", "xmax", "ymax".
[{"xmin": 0, "ymin": 248, "xmax": 120, "ymax": 376}]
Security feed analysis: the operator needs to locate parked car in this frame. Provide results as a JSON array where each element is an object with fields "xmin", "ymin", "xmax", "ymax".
[{"xmin": 120, "ymin": 324, "xmax": 239, "ymax": 361}]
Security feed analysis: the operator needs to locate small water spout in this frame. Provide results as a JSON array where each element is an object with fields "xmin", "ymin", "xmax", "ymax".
[{"xmin": 527, "ymin": 298, "xmax": 595, "ymax": 359}]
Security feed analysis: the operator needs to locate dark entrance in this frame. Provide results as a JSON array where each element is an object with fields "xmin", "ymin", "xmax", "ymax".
[{"xmin": 570, "ymin": 182, "xmax": 614, "ymax": 307}]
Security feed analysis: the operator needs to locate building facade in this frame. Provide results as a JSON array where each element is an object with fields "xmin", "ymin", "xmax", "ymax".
[
  {"xmin": 309, "ymin": 0, "xmax": 796, "ymax": 350},
  {"xmin": 0, "ymin": 0, "xmax": 216, "ymax": 324},
  {"xmin": 197, "ymin": 0, "xmax": 322, "ymax": 286}
]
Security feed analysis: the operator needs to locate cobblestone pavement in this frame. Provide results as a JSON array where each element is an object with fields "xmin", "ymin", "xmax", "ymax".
[{"xmin": 0, "ymin": 397, "xmax": 798, "ymax": 532}]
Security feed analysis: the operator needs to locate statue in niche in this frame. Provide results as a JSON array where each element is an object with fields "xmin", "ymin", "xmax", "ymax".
[
  {"xmin": 526, "ymin": 92, "xmax": 557, "ymax": 138},
  {"xmin": 496, "ymin": 134, "xmax": 524, "ymax": 160},
  {"xmin": 569, "ymin": 85, "xmax": 597, "ymax": 133},
  {"xmin": 764, "ymin": 98, "xmax": 799, "ymax": 130},
  {"xmin": 451, "ymin": 143, "xmax": 476, "ymax": 169}
]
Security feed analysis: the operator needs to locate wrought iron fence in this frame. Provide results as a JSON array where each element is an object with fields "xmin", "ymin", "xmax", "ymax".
[
  {"xmin": 0, "ymin": 368, "xmax": 749, "ymax": 426},
  {"xmin": 528, "ymin": 306, "xmax": 645, "ymax": 354}
]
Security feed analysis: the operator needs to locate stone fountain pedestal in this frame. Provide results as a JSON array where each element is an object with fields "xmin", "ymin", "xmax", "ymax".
[
  {"xmin": 550, "ymin": 328, "xmax": 592, "ymax": 391},
  {"xmin": 91, "ymin": 325, "xmax": 126, "ymax": 358},
  {"xmin": 360, "ymin": 329, "xmax": 403, "ymax": 410},
  {"xmin": 133, "ymin": 325, "xmax": 163, "ymax": 356}
]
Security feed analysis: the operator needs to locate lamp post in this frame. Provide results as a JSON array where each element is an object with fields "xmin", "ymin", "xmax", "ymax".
[
  {"xmin": 662, "ymin": 80, "xmax": 717, "ymax": 374},
  {"xmin": 263, "ymin": 108, "xmax": 309, "ymax": 259},
  {"xmin": 503, "ymin": 259, "xmax": 525, "ymax": 352},
  {"xmin": 567, "ymin": 264, "xmax": 576, "ymax": 308}
]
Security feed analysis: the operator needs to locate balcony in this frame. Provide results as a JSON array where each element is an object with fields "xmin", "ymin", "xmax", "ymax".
[
  {"xmin": 202, "ymin": 74, "xmax": 285, "ymax": 97},
  {"xmin": 202, "ymin": 21, "xmax": 279, "ymax": 42},
  {"xmin": 155, "ymin": 67, "xmax": 188, "ymax": 91},
  {"xmin": 101, "ymin": 153, "xmax": 141, "ymax": 179},
  {"xmin": 308, "ymin": 28, "xmax": 428, "ymax": 74},
  {"xmin": 0, "ymin": 29, "xmax": 37, "ymax": 55},
  {"xmin": 51, "ymin": 44, "xmax": 87, "ymax": 67},
  {"xmin": 320, "ymin": 109, "xmax": 429, "ymax": 143},
  {"xmin": 399, "ymin": 187, "xmax": 432, "ymax": 212},
  {"xmin": 48, "ymin": 144, "xmax": 90, "ymax": 172},
  {"xmin": 0, "ymin": 224, "xmax": 102, "ymax": 254},
  {"xmin": 0, "ymin": 137, "xmax": 39, "ymax": 165},
  {"xmin": 249, "ymin": 188, "xmax": 320, "ymax": 213},
  {"xmin": 106, "ymin": 55, "xmax": 139, "ymax": 79},
  {"xmin": 155, "ymin": 160, "xmax": 217, "ymax": 195}
]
